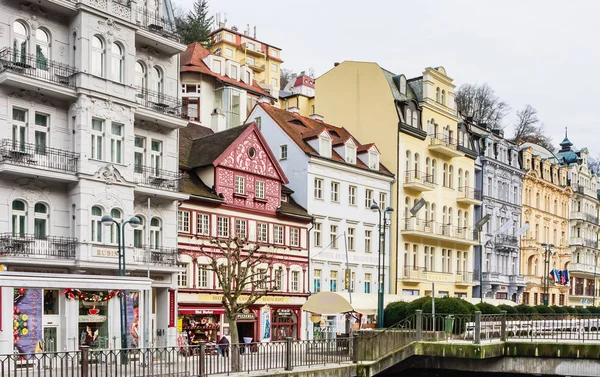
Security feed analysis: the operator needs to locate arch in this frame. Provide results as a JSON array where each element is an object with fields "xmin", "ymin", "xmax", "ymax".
[
  {"xmin": 133, "ymin": 214, "xmax": 145, "ymax": 248},
  {"xmin": 436, "ymin": 87, "xmax": 440, "ymax": 102},
  {"xmin": 405, "ymin": 108, "xmax": 412, "ymax": 125},
  {"xmin": 404, "ymin": 196, "xmax": 410, "ymax": 219},
  {"xmin": 110, "ymin": 208, "xmax": 122, "ymax": 244},
  {"xmin": 135, "ymin": 61, "xmax": 147, "ymax": 90},
  {"xmin": 464, "ymin": 170, "xmax": 469, "ymax": 187},
  {"xmin": 12, "ymin": 199, "xmax": 27, "ymax": 237},
  {"xmin": 153, "ymin": 66, "xmax": 164, "ymax": 94},
  {"xmin": 405, "ymin": 150, "xmax": 412, "ymax": 176},
  {"xmin": 458, "ymin": 168, "xmax": 463, "ymax": 191},
  {"xmin": 35, "ymin": 28, "xmax": 50, "ymax": 70},
  {"xmin": 431, "ymin": 159, "xmax": 437, "ymax": 183},
  {"xmin": 412, "ymin": 111, "xmax": 418, "ymax": 129},
  {"xmin": 441, "ymin": 90, "xmax": 446, "ymax": 105},
  {"xmin": 91, "ymin": 205, "xmax": 103, "ymax": 242},
  {"xmin": 431, "ymin": 203, "xmax": 436, "ymax": 222},
  {"xmin": 13, "ymin": 21, "xmax": 29, "ymax": 64},
  {"xmin": 414, "ymin": 153, "xmax": 420, "ymax": 173},
  {"xmin": 111, "ymin": 42, "xmax": 124, "ymax": 83},
  {"xmin": 150, "ymin": 217, "xmax": 162, "ymax": 248},
  {"xmin": 91, "ymin": 35, "xmax": 105, "ymax": 76},
  {"xmin": 34, "ymin": 202, "xmax": 49, "ymax": 239},
  {"xmin": 448, "ymin": 165, "xmax": 454, "ymax": 188},
  {"xmin": 443, "ymin": 163, "xmax": 448, "ymax": 187},
  {"xmin": 425, "ymin": 157, "xmax": 431, "ymax": 177}
]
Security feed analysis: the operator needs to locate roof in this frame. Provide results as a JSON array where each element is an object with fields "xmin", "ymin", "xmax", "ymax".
[
  {"xmin": 181, "ymin": 171, "xmax": 222, "ymax": 202},
  {"xmin": 209, "ymin": 26, "xmax": 282, "ymax": 51},
  {"xmin": 185, "ymin": 124, "xmax": 251, "ymax": 169},
  {"xmin": 278, "ymin": 195, "xmax": 312, "ymax": 221},
  {"xmin": 407, "ymin": 77, "xmax": 424, "ymax": 101},
  {"xmin": 256, "ymin": 103, "xmax": 393, "ymax": 177},
  {"xmin": 181, "ymin": 43, "xmax": 272, "ymax": 98},
  {"xmin": 179, "ymin": 122, "xmax": 215, "ymax": 168},
  {"xmin": 292, "ymin": 74, "xmax": 314, "ymax": 88}
]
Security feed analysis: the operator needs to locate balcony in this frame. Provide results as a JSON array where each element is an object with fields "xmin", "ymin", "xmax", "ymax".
[
  {"xmin": 576, "ymin": 185, "xmax": 599, "ymax": 200},
  {"xmin": 570, "ymin": 211, "xmax": 599, "ymax": 225},
  {"xmin": 509, "ymin": 275, "xmax": 527, "ymax": 286},
  {"xmin": 400, "ymin": 218, "xmax": 478, "ymax": 246},
  {"xmin": 135, "ymin": 88, "xmax": 188, "ymax": 129},
  {"xmin": 0, "ymin": 233, "xmax": 77, "ymax": 259},
  {"xmin": 0, "ymin": 48, "xmax": 78, "ymax": 99},
  {"xmin": 241, "ymin": 58, "xmax": 266, "ymax": 72},
  {"xmin": 134, "ymin": 8, "xmax": 186, "ymax": 55},
  {"xmin": 569, "ymin": 237, "xmax": 599, "ymax": 249},
  {"xmin": 428, "ymin": 133, "xmax": 464, "ymax": 158},
  {"xmin": 495, "ymin": 234, "xmax": 519, "ymax": 249},
  {"xmin": 241, "ymin": 43, "xmax": 266, "ymax": 57},
  {"xmin": 569, "ymin": 262, "xmax": 597, "ymax": 276},
  {"xmin": 403, "ymin": 170, "xmax": 435, "ymax": 192},
  {"xmin": 0, "ymin": 139, "xmax": 79, "ymax": 182},
  {"xmin": 456, "ymin": 187, "xmax": 482, "ymax": 205},
  {"xmin": 134, "ymin": 164, "xmax": 187, "ymax": 200},
  {"xmin": 402, "ymin": 266, "xmax": 474, "ymax": 285},
  {"xmin": 483, "ymin": 272, "xmax": 509, "ymax": 285},
  {"xmin": 134, "ymin": 246, "xmax": 179, "ymax": 266}
]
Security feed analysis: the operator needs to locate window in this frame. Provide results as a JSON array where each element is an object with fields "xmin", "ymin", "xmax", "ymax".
[
  {"xmin": 111, "ymin": 43, "xmax": 124, "ymax": 83},
  {"xmin": 274, "ymin": 225, "xmax": 284, "ymax": 244},
  {"xmin": 177, "ymin": 264, "xmax": 188, "ymax": 288},
  {"xmin": 313, "ymin": 269, "xmax": 321, "ymax": 292},
  {"xmin": 197, "ymin": 213, "xmax": 209, "ymax": 236},
  {"xmin": 178, "ymin": 211, "xmax": 190, "ymax": 233},
  {"xmin": 12, "ymin": 200, "xmax": 27, "ymax": 237},
  {"xmin": 110, "ymin": 123, "xmax": 123, "ymax": 163},
  {"xmin": 290, "ymin": 228, "xmax": 300, "ymax": 247},
  {"xmin": 319, "ymin": 135, "xmax": 331, "ymax": 158},
  {"xmin": 365, "ymin": 189, "xmax": 373, "ymax": 208},
  {"xmin": 365, "ymin": 230, "xmax": 372, "ymax": 253},
  {"xmin": 225, "ymin": 48, "xmax": 233, "ymax": 57},
  {"xmin": 13, "ymin": 21, "xmax": 28, "ymax": 65},
  {"xmin": 150, "ymin": 140, "xmax": 162, "ymax": 173},
  {"xmin": 271, "ymin": 63, "xmax": 277, "ymax": 72},
  {"xmin": 36, "ymin": 29, "xmax": 50, "ymax": 70},
  {"xmin": 330, "ymin": 225, "xmax": 338, "ymax": 249},
  {"xmin": 257, "ymin": 223, "xmax": 268, "ymax": 243},
  {"xmin": 274, "ymin": 268, "xmax": 283, "ymax": 290},
  {"xmin": 235, "ymin": 219, "xmax": 247, "ymax": 239},
  {"xmin": 436, "ymin": 87, "xmax": 440, "ymax": 102},
  {"xmin": 246, "ymin": 56, "xmax": 256, "ymax": 66},
  {"xmin": 109, "ymin": 208, "xmax": 122, "ymax": 244},
  {"xmin": 369, "ymin": 150, "xmax": 379, "ymax": 170},
  {"xmin": 347, "ymin": 228, "xmax": 355, "ymax": 251},
  {"xmin": 230, "ymin": 65, "xmax": 238, "ymax": 80},
  {"xmin": 135, "ymin": 61, "xmax": 146, "ymax": 90},
  {"xmin": 198, "ymin": 264, "xmax": 209, "ymax": 288},
  {"xmin": 217, "ymin": 216, "xmax": 230, "ymax": 237},
  {"xmin": 133, "ymin": 216, "xmax": 144, "ymax": 247},
  {"xmin": 34, "ymin": 113, "xmax": 48, "ymax": 153},
  {"xmin": 291, "ymin": 271, "xmax": 299, "ymax": 292},
  {"xmin": 91, "ymin": 36, "xmax": 104, "ymax": 76},
  {"xmin": 314, "ymin": 178, "xmax": 323, "ymax": 199},
  {"xmin": 271, "ymin": 49, "xmax": 279, "ymax": 58},
  {"xmin": 91, "ymin": 119, "xmax": 104, "ymax": 160},
  {"xmin": 235, "ymin": 176, "xmax": 245, "ymax": 195},
  {"xmin": 153, "ymin": 67, "xmax": 163, "ymax": 95},
  {"xmin": 255, "ymin": 180, "xmax": 265, "ymax": 199},
  {"xmin": 331, "ymin": 181, "xmax": 340, "ymax": 202},
  {"xmin": 314, "ymin": 222, "xmax": 322, "ymax": 247},
  {"xmin": 330, "ymin": 270, "xmax": 338, "ymax": 292},
  {"xmin": 380, "ymin": 192, "xmax": 387, "ymax": 208},
  {"xmin": 225, "ymin": 33, "xmax": 233, "ymax": 42},
  {"xmin": 271, "ymin": 78, "xmax": 277, "ymax": 87},
  {"xmin": 150, "ymin": 217, "xmax": 161, "ymax": 247},
  {"xmin": 441, "ymin": 90, "xmax": 446, "ymax": 105},
  {"xmin": 12, "ymin": 108, "xmax": 27, "ymax": 150},
  {"xmin": 346, "ymin": 144, "xmax": 357, "ymax": 163},
  {"xmin": 90, "ymin": 206, "xmax": 103, "ymax": 242},
  {"xmin": 364, "ymin": 273, "xmax": 372, "ymax": 293},
  {"xmin": 280, "ymin": 145, "xmax": 288, "ymax": 160},
  {"xmin": 349, "ymin": 186, "xmax": 357, "ymax": 206}
]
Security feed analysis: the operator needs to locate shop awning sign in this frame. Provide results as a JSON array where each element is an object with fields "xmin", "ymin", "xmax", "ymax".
[
  {"xmin": 179, "ymin": 308, "xmax": 226, "ymax": 315},
  {"xmin": 236, "ymin": 309, "xmax": 256, "ymax": 320},
  {"xmin": 78, "ymin": 315, "xmax": 107, "ymax": 323},
  {"xmin": 277, "ymin": 309, "xmax": 292, "ymax": 317}
]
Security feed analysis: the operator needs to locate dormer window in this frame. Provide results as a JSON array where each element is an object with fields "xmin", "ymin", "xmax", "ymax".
[
  {"xmin": 212, "ymin": 59, "xmax": 222, "ymax": 74},
  {"xmin": 319, "ymin": 133, "xmax": 332, "ymax": 158},
  {"xmin": 399, "ymin": 75, "xmax": 406, "ymax": 95},
  {"xmin": 345, "ymin": 142, "xmax": 357, "ymax": 164},
  {"xmin": 369, "ymin": 150, "xmax": 379, "ymax": 170}
]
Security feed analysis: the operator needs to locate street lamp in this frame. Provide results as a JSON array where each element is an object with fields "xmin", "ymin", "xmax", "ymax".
[
  {"xmin": 370, "ymin": 203, "xmax": 393, "ymax": 329},
  {"xmin": 101, "ymin": 215, "xmax": 141, "ymax": 353},
  {"xmin": 540, "ymin": 243, "xmax": 555, "ymax": 307},
  {"xmin": 593, "ymin": 251, "xmax": 598, "ymax": 307}
]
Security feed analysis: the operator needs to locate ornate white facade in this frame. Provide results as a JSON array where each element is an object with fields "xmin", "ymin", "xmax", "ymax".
[{"xmin": 0, "ymin": 0, "xmax": 186, "ymax": 354}]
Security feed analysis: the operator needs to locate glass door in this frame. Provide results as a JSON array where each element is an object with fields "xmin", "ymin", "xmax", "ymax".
[{"xmin": 43, "ymin": 327, "xmax": 57, "ymax": 353}]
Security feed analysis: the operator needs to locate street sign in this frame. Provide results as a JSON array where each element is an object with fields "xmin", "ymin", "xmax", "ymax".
[
  {"xmin": 410, "ymin": 198, "xmax": 426, "ymax": 216},
  {"xmin": 475, "ymin": 214, "xmax": 491, "ymax": 231},
  {"xmin": 344, "ymin": 269, "xmax": 351, "ymax": 290}
]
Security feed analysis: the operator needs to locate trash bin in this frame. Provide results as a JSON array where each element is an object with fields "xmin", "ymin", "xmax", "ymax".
[{"xmin": 444, "ymin": 315, "xmax": 455, "ymax": 334}]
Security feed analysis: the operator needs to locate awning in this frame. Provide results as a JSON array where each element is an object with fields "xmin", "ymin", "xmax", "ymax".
[
  {"xmin": 179, "ymin": 307, "xmax": 226, "ymax": 315},
  {"xmin": 302, "ymin": 292, "xmax": 423, "ymax": 316},
  {"xmin": 301, "ymin": 292, "xmax": 354, "ymax": 314}
]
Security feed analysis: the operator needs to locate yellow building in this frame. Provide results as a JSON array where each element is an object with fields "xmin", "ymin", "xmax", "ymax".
[
  {"xmin": 519, "ymin": 144, "xmax": 572, "ymax": 306},
  {"xmin": 316, "ymin": 62, "xmax": 479, "ymax": 298},
  {"xmin": 279, "ymin": 71, "xmax": 316, "ymax": 117},
  {"xmin": 209, "ymin": 24, "xmax": 282, "ymax": 94}
]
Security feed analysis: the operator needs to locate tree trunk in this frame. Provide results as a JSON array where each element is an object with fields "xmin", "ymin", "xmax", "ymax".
[{"xmin": 226, "ymin": 315, "xmax": 241, "ymax": 372}]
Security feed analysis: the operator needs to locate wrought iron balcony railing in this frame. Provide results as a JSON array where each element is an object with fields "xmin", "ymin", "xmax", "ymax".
[
  {"xmin": 0, "ymin": 233, "xmax": 77, "ymax": 259},
  {"xmin": 496, "ymin": 234, "xmax": 519, "ymax": 247},
  {"xmin": 428, "ymin": 133, "xmax": 458, "ymax": 150},
  {"xmin": 0, "ymin": 48, "xmax": 78, "ymax": 88},
  {"xmin": 0, "ymin": 139, "xmax": 78, "ymax": 174},
  {"xmin": 135, "ymin": 87, "xmax": 185, "ymax": 119},
  {"xmin": 134, "ymin": 246, "xmax": 179, "ymax": 266},
  {"xmin": 134, "ymin": 164, "xmax": 182, "ymax": 192},
  {"xmin": 401, "ymin": 218, "xmax": 478, "ymax": 242},
  {"xmin": 404, "ymin": 170, "xmax": 436, "ymax": 187},
  {"xmin": 402, "ymin": 265, "xmax": 473, "ymax": 283},
  {"xmin": 457, "ymin": 186, "xmax": 482, "ymax": 201},
  {"xmin": 135, "ymin": 8, "xmax": 180, "ymax": 41}
]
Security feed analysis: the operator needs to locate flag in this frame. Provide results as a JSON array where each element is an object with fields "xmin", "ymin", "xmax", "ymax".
[
  {"xmin": 562, "ymin": 270, "xmax": 569, "ymax": 286},
  {"xmin": 549, "ymin": 269, "xmax": 559, "ymax": 284}
]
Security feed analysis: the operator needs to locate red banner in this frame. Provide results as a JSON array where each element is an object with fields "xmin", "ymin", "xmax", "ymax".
[{"xmin": 169, "ymin": 290, "xmax": 175, "ymax": 327}]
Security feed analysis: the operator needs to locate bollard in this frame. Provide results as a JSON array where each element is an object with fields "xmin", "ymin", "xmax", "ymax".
[
  {"xmin": 284, "ymin": 337, "xmax": 292, "ymax": 371},
  {"xmin": 81, "ymin": 346, "xmax": 89, "ymax": 377},
  {"xmin": 474, "ymin": 311, "xmax": 481, "ymax": 345},
  {"xmin": 416, "ymin": 310, "xmax": 423, "ymax": 341},
  {"xmin": 199, "ymin": 342, "xmax": 206, "ymax": 377},
  {"xmin": 500, "ymin": 310, "xmax": 507, "ymax": 341},
  {"xmin": 352, "ymin": 332, "xmax": 359, "ymax": 363}
]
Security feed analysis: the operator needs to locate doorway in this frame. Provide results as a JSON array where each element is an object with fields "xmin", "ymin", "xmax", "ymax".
[
  {"xmin": 43, "ymin": 327, "xmax": 58, "ymax": 353},
  {"xmin": 236, "ymin": 322, "xmax": 254, "ymax": 342}
]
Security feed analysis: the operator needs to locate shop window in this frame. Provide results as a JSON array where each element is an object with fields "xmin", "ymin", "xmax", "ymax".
[
  {"xmin": 182, "ymin": 313, "xmax": 220, "ymax": 344},
  {"xmin": 78, "ymin": 293, "xmax": 109, "ymax": 349},
  {"xmin": 272, "ymin": 309, "xmax": 298, "ymax": 340},
  {"xmin": 44, "ymin": 289, "xmax": 59, "ymax": 315}
]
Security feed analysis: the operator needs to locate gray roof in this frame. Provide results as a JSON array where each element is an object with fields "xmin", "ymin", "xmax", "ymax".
[{"xmin": 407, "ymin": 77, "xmax": 424, "ymax": 101}]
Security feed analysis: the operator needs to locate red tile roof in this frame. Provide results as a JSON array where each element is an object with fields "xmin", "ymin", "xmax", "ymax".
[
  {"xmin": 181, "ymin": 43, "xmax": 272, "ymax": 98},
  {"xmin": 256, "ymin": 103, "xmax": 393, "ymax": 176}
]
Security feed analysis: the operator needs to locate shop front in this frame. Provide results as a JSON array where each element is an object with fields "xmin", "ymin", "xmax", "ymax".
[{"xmin": 178, "ymin": 307, "xmax": 224, "ymax": 345}]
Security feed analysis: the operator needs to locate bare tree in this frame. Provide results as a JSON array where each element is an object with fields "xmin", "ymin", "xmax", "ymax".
[
  {"xmin": 588, "ymin": 155, "xmax": 600, "ymax": 175},
  {"xmin": 455, "ymin": 83, "xmax": 509, "ymax": 129},
  {"xmin": 511, "ymin": 105, "xmax": 554, "ymax": 151},
  {"xmin": 279, "ymin": 68, "xmax": 296, "ymax": 90},
  {"xmin": 198, "ymin": 237, "xmax": 278, "ymax": 371}
]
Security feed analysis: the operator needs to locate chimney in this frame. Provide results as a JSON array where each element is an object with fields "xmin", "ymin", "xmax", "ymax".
[
  {"xmin": 288, "ymin": 106, "xmax": 300, "ymax": 114},
  {"xmin": 334, "ymin": 62, "xmax": 340, "ymax": 67},
  {"xmin": 253, "ymin": 26, "xmax": 257, "ymax": 39},
  {"xmin": 309, "ymin": 113, "xmax": 324, "ymax": 122},
  {"xmin": 300, "ymin": 71, "xmax": 306, "ymax": 76},
  {"xmin": 258, "ymin": 96, "xmax": 270, "ymax": 104}
]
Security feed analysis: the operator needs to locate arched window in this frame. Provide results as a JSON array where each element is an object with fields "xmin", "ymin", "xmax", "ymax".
[
  {"xmin": 111, "ymin": 42, "xmax": 124, "ymax": 83},
  {"xmin": 457, "ymin": 210, "xmax": 463, "ymax": 231},
  {"xmin": 405, "ymin": 109, "xmax": 411, "ymax": 125},
  {"xmin": 34, "ymin": 203, "xmax": 48, "ymax": 239},
  {"xmin": 424, "ymin": 202, "xmax": 430, "ymax": 222},
  {"xmin": 431, "ymin": 203, "xmax": 436, "ymax": 223},
  {"xmin": 458, "ymin": 168, "xmax": 463, "ymax": 191},
  {"xmin": 442, "ymin": 206, "xmax": 448, "ymax": 224},
  {"xmin": 404, "ymin": 197, "xmax": 410, "ymax": 219},
  {"xmin": 153, "ymin": 66, "xmax": 163, "ymax": 94},
  {"xmin": 110, "ymin": 208, "xmax": 122, "ymax": 244},
  {"xmin": 405, "ymin": 150, "xmax": 412, "ymax": 176},
  {"xmin": 436, "ymin": 87, "xmax": 440, "ymax": 103},
  {"xmin": 464, "ymin": 211, "xmax": 469, "ymax": 229},
  {"xmin": 414, "ymin": 153, "xmax": 420, "ymax": 174},
  {"xmin": 448, "ymin": 207, "xmax": 453, "ymax": 226},
  {"xmin": 441, "ymin": 90, "xmax": 446, "ymax": 105},
  {"xmin": 425, "ymin": 157, "xmax": 431, "ymax": 177},
  {"xmin": 35, "ymin": 29, "xmax": 50, "ymax": 70},
  {"xmin": 12, "ymin": 200, "xmax": 27, "ymax": 237},
  {"xmin": 135, "ymin": 61, "xmax": 146, "ymax": 90},
  {"xmin": 91, "ymin": 35, "xmax": 104, "ymax": 77},
  {"xmin": 134, "ymin": 215, "xmax": 145, "ymax": 248},
  {"xmin": 13, "ymin": 21, "xmax": 28, "ymax": 64},
  {"xmin": 91, "ymin": 206, "xmax": 103, "ymax": 242},
  {"xmin": 448, "ymin": 165, "xmax": 454, "ymax": 188},
  {"xmin": 431, "ymin": 159, "xmax": 437, "ymax": 184},
  {"xmin": 412, "ymin": 111, "xmax": 418, "ymax": 128},
  {"xmin": 150, "ymin": 217, "xmax": 161, "ymax": 248},
  {"xmin": 443, "ymin": 163, "xmax": 448, "ymax": 187},
  {"xmin": 465, "ymin": 170, "xmax": 469, "ymax": 187}
]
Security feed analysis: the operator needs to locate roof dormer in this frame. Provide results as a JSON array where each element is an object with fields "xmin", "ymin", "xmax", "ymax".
[
  {"xmin": 345, "ymin": 139, "xmax": 357, "ymax": 164},
  {"xmin": 318, "ymin": 131, "xmax": 332, "ymax": 158},
  {"xmin": 357, "ymin": 144, "xmax": 380, "ymax": 171}
]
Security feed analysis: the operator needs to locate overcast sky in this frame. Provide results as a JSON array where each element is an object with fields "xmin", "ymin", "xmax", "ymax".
[{"xmin": 174, "ymin": 0, "xmax": 600, "ymax": 152}]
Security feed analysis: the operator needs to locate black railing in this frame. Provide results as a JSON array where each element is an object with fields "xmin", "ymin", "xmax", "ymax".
[
  {"xmin": 457, "ymin": 186, "xmax": 482, "ymax": 201},
  {"xmin": 404, "ymin": 170, "xmax": 435, "ymax": 187},
  {"xmin": 136, "ymin": 87, "xmax": 185, "ymax": 119},
  {"xmin": 402, "ymin": 218, "xmax": 478, "ymax": 241},
  {"xmin": 134, "ymin": 246, "xmax": 179, "ymax": 266},
  {"xmin": 428, "ymin": 132, "xmax": 458, "ymax": 150},
  {"xmin": 0, "ymin": 139, "xmax": 78, "ymax": 174},
  {"xmin": 133, "ymin": 164, "xmax": 182, "ymax": 192},
  {"xmin": 0, "ymin": 47, "xmax": 78, "ymax": 88},
  {"xmin": 0, "ymin": 233, "xmax": 77, "ymax": 259},
  {"xmin": 496, "ymin": 234, "xmax": 519, "ymax": 246},
  {"xmin": 135, "ymin": 8, "xmax": 180, "ymax": 41}
]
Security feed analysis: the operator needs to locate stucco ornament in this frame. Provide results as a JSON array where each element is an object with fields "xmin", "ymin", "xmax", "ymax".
[
  {"xmin": 94, "ymin": 165, "xmax": 125, "ymax": 185},
  {"xmin": 9, "ymin": 90, "xmax": 54, "ymax": 107}
]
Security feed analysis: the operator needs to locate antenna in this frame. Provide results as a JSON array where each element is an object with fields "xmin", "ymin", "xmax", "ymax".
[
  {"xmin": 309, "ymin": 67, "xmax": 315, "ymax": 78},
  {"xmin": 253, "ymin": 25, "xmax": 257, "ymax": 39}
]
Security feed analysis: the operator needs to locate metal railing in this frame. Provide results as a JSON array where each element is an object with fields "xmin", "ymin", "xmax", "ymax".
[
  {"xmin": 134, "ymin": 246, "xmax": 179, "ymax": 266},
  {"xmin": 135, "ymin": 8, "xmax": 180, "ymax": 41},
  {"xmin": 428, "ymin": 133, "xmax": 458, "ymax": 150},
  {"xmin": 135, "ymin": 87, "xmax": 185, "ymax": 119},
  {"xmin": 0, "ymin": 139, "xmax": 78, "ymax": 174},
  {"xmin": 134, "ymin": 164, "xmax": 182, "ymax": 192},
  {"xmin": 0, "ymin": 47, "xmax": 78, "ymax": 88},
  {"xmin": 496, "ymin": 234, "xmax": 519, "ymax": 247},
  {"xmin": 457, "ymin": 186, "xmax": 482, "ymax": 201},
  {"xmin": 401, "ymin": 218, "xmax": 478, "ymax": 241},
  {"xmin": 0, "ymin": 233, "xmax": 77, "ymax": 259},
  {"xmin": 404, "ymin": 170, "xmax": 435, "ymax": 187},
  {"xmin": 401, "ymin": 265, "xmax": 473, "ymax": 283}
]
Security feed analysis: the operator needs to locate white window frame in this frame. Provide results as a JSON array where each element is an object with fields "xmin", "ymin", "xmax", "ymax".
[
  {"xmin": 349, "ymin": 186, "xmax": 357, "ymax": 206},
  {"xmin": 314, "ymin": 222, "xmax": 322, "ymax": 247},
  {"xmin": 365, "ymin": 189, "xmax": 373, "ymax": 208},
  {"xmin": 197, "ymin": 213, "xmax": 209, "ymax": 236},
  {"xmin": 110, "ymin": 122, "xmax": 123, "ymax": 164},
  {"xmin": 235, "ymin": 176, "xmax": 245, "ymax": 195},
  {"xmin": 290, "ymin": 228, "xmax": 300, "ymax": 247},
  {"xmin": 198, "ymin": 264, "xmax": 209, "ymax": 288},
  {"xmin": 330, "ymin": 225, "xmax": 338, "ymax": 249},
  {"xmin": 178, "ymin": 211, "xmax": 190, "ymax": 233},
  {"xmin": 91, "ymin": 118, "xmax": 104, "ymax": 160},
  {"xmin": 274, "ymin": 225, "xmax": 284, "ymax": 245},
  {"xmin": 291, "ymin": 270, "xmax": 299, "ymax": 292},
  {"xmin": 280, "ymin": 145, "xmax": 288, "ymax": 160},
  {"xmin": 347, "ymin": 228, "xmax": 355, "ymax": 251},
  {"xmin": 331, "ymin": 181, "xmax": 340, "ymax": 203},
  {"xmin": 365, "ymin": 230, "xmax": 372, "ymax": 253},
  {"xmin": 255, "ymin": 180, "xmax": 265, "ymax": 199},
  {"xmin": 257, "ymin": 223, "xmax": 268, "ymax": 243},
  {"xmin": 218, "ymin": 216, "xmax": 230, "ymax": 238},
  {"xmin": 314, "ymin": 178, "xmax": 323, "ymax": 199},
  {"xmin": 235, "ymin": 219, "xmax": 247, "ymax": 239}
]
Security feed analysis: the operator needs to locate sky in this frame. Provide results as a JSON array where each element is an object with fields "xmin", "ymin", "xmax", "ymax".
[{"xmin": 173, "ymin": 0, "xmax": 600, "ymax": 152}]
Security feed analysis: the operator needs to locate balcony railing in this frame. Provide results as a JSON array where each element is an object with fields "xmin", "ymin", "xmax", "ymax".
[
  {"xmin": 136, "ymin": 87, "xmax": 185, "ymax": 119},
  {"xmin": 428, "ymin": 133, "xmax": 458, "ymax": 150},
  {"xmin": 569, "ymin": 237, "xmax": 599, "ymax": 249},
  {"xmin": 496, "ymin": 234, "xmax": 519, "ymax": 247},
  {"xmin": 0, "ymin": 48, "xmax": 78, "ymax": 88},
  {"xmin": 0, "ymin": 139, "xmax": 78, "ymax": 174},
  {"xmin": 404, "ymin": 170, "xmax": 435, "ymax": 187},
  {"xmin": 576, "ymin": 185, "xmax": 598, "ymax": 199},
  {"xmin": 134, "ymin": 246, "xmax": 179, "ymax": 266},
  {"xmin": 134, "ymin": 164, "xmax": 182, "ymax": 192},
  {"xmin": 401, "ymin": 218, "xmax": 478, "ymax": 242},
  {"xmin": 570, "ymin": 211, "xmax": 599, "ymax": 224},
  {"xmin": 457, "ymin": 186, "xmax": 482, "ymax": 201},
  {"xmin": 402, "ymin": 265, "xmax": 473, "ymax": 283},
  {"xmin": 509, "ymin": 275, "xmax": 526, "ymax": 285},
  {"xmin": 0, "ymin": 233, "xmax": 77, "ymax": 259},
  {"xmin": 135, "ymin": 8, "xmax": 180, "ymax": 41}
]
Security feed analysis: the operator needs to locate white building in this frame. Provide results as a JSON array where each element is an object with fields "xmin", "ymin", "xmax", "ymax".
[
  {"xmin": 0, "ymin": 0, "xmax": 186, "ymax": 354},
  {"xmin": 248, "ymin": 103, "xmax": 395, "ymax": 338}
]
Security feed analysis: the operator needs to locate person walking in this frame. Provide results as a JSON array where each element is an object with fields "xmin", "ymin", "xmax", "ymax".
[{"xmin": 217, "ymin": 336, "xmax": 229, "ymax": 357}]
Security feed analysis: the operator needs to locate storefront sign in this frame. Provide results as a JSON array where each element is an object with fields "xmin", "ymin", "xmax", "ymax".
[
  {"xmin": 78, "ymin": 315, "xmax": 107, "ymax": 323},
  {"xmin": 236, "ymin": 309, "xmax": 256, "ymax": 320},
  {"xmin": 14, "ymin": 288, "xmax": 43, "ymax": 355},
  {"xmin": 179, "ymin": 308, "xmax": 225, "ymax": 315},
  {"xmin": 93, "ymin": 249, "xmax": 119, "ymax": 258},
  {"xmin": 277, "ymin": 309, "xmax": 292, "ymax": 317},
  {"xmin": 193, "ymin": 293, "xmax": 298, "ymax": 305},
  {"xmin": 169, "ymin": 290, "xmax": 175, "ymax": 327}
]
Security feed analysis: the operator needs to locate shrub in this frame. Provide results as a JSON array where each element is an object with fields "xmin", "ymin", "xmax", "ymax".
[
  {"xmin": 475, "ymin": 302, "xmax": 501, "ymax": 314},
  {"xmin": 575, "ymin": 307, "xmax": 591, "ymax": 314},
  {"xmin": 497, "ymin": 304, "xmax": 517, "ymax": 314},
  {"xmin": 586, "ymin": 306, "xmax": 600, "ymax": 314},
  {"xmin": 384, "ymin": 301, "xmax": 412, "ymax": 326},
  {"xmin": 565, "ymin": 306, "xmax": 578, "ymax": 314},
  {"xmin": 534, "ymin": 305, "xmax": 555, "ymax": 314},
  {"xmin": 515, "ymin": 304, "xmax": 537, "ymax": 314},
  {"xmin": 550, "ymin": 306, "xmax": 568, "ymax": 314}
]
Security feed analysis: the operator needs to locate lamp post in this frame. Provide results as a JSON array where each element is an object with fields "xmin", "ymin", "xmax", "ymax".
[
  {"xmin": 370, "ymin": 203, "xmax": 393, "ymax": 329},
  {"xmin": 101, "ymin": 215, "xmax": 141, "ymax": 354},
  {"xmin": 540, "ymin": 243, "xmax": 554, "ymax": 306},
  {"xmin": 593, "ymin": 251, "xmax": 598, "ymax": 307}
]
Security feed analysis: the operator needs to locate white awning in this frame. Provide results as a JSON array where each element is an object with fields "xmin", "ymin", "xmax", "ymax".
[{"xmin": 0, "ymin": 271, "xmax": 152, "ymax": 290}]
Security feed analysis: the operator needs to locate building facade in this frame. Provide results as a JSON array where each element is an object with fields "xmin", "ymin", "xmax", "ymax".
[
  {"xmin": 248, "ymin": 103, "xmax": 394, "ymax": 336},
  {"xmin": 519, "ymin": 144, "xmax": 572, "ymax": 306},
  {"xmin": 177, "ymin": 123, "xmax": 312, "ymax": 344},
  {"xmin": 279, "ymin": 71, "xmax": 315, "ymax": 117},
  {"xmin": 0, "ymin": 0, "xmax": 186, "ymax": 354}
]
